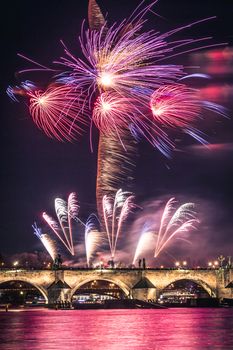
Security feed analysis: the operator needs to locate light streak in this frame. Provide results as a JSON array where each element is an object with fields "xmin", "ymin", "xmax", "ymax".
[
  {"xmin": 43, "ymin": 192, "xmax": 80, "ymax": 255},
  {"xmin": 32, "ymin": 222, "xmax": 58, "ymax": 260},
  {"xmin": 28, "ymin": 84, "xmax": 87, "ymax": 142},
  {"xmin": 154, "ymin": 199, "xmax": 199, "ymax": 258},
  {"xmin": 133, "ymin": 228, "xmax": 155, "ymax": 265},
  {"xmin": 102, "ymin": 189, "xmax": 136, "ymax": 259},
  {"xmin": 85, "ymin": 214, "xmax": 102, "ymax": 267}
]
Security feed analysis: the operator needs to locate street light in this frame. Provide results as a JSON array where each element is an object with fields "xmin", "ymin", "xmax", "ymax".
[
  {"xmin": 13, "ymin": 261, "xmax": 19, "ymax": 267},
  {"xmin": 175, "ymin": 261, "xmax": 180, "ymax": 268}
]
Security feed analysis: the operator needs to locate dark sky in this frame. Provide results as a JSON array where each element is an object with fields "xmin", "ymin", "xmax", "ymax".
[{"xmin": 1, "ymin": 0, "xmax": 233, "ymax": 262}]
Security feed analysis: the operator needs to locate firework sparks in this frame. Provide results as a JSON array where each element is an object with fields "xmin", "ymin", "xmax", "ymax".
[
  {"xmin": 154, "ymin": 198, "xmax": 199, "ymax": 258},
  {"xmin": 8, "ymin": 1, "xmax": 226, "ymax": 261},
  {"xmin": 32, "ymin": 222, "xmax": 58, "ymax": 260},
  {"xmin": 8, "ymin": 82, "xmax": 88, "ymax": 142},
  {"xmin": 150, "ymin": 84, "xmax": 226, "ymax": 145},
  {"xmin": 85, "ymin": 214, "xmax": 102, "ymax": 267},
  {"xmin": 88, "ymin": 0, "xmax": 105, "ymax": 31},
  {"xmin": 133, "ymin": 227, "xmax": 155, "ymax": 265},
  {"xmin": 132, "ymin": 198, "xmax": 199, "ymax": 263},
  {"xmin": 150, "ymin": 85, "xmax": 202, "ymax": 128},
  {"xmin": 93, "ymin": 92, "xmax": 134, "ymax": 135},
  {"xmin": 29, "ymin": 84, "xmax": 88, "ymax": 142},
  {"xmin": 58, "ymin": 12, "xmax": 185, "ymax": 100},
  {"xmin": 96, "ymin": 131, "xmax": 137, "ymax": 225},
  {"xmin": 8, "ymin": 1, "xmax": 225, "ymax": 155},
  {"xmin": 102, "ymin": 189, "xmax": 136, "ymax": 259},
  {"xmin": 43, "ymin": 192, "xmax": 80, "ymax": 255}
]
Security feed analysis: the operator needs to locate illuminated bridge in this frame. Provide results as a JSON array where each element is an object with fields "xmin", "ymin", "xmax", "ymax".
[{"xmin": 0, "ymin": 268, "xmax": 232, "ymax": 304}]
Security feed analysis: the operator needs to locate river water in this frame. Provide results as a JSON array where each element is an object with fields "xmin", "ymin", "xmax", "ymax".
[{"xmin": 0, "ymin": 308, "xmax": 233, "ymax": 350}]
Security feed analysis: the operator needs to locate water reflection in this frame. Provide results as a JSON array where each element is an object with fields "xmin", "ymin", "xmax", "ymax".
[{"xmin": 0, "ymin": 308, "xmax": 233, "ymax": 350}]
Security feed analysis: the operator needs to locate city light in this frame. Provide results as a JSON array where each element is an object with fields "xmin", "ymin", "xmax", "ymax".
[{"xmin": 208, "ymin": 260, "xmax": 219, "ymax": 268}]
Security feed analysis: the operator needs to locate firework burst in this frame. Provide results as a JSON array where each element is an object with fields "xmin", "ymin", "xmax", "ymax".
[
  {"xmin": 43, "ymin": 192, "xmax": 80, "ymax": 255},
  {"xmin": 32, "ymin": 222, "xmax": 58, "ymax": 260},
  {"xmin": 8, "ymin": 1, "xmax": 226, "ymax": 256},
  {"xmin": 85, "ymin": 214, "xmax": 103, "ymax": 267},
  {"xmin": 133, "ymin": 198, "xmax": 199, "ymax": 262},
  {"xmin": 154, "ymin": 198, "xmax": 199, "ymax": 258},
  {"xmin": 93, "ymin": 92, "xmax": 134, "ymax": 135},
  {"xmin": 102, "ymin": 189, "xmax": 137, "ymax": 259},
  {"xmin": 150, "ymin": 84, "xmax": 226, "ymax": 145},
  {"xmin": 8, "ymin": 1, "xmax": 226, "ymax": 154},
  {"xmin": 133, "ymin": 227, "xmax": 155, "ymax": 265}
]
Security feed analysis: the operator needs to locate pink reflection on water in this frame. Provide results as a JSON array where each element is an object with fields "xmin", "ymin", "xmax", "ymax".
[{"xmin": 0, "ymin": 308, "xmax": 233, "ymax": 350}]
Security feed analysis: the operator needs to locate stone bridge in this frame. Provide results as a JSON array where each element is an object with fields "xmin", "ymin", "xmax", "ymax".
[{"xmin": 0, "ymin": 268, "xmax": 232, "ymax": 303}]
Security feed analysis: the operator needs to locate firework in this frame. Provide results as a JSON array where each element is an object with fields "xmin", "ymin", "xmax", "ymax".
[
  {"xmin": 88, "ymin": 0, "xmax": 105, "ymax": 31},
  {"xmin": 150, "ymin": 85, "xmax": 202, "ymax": 128},
  {"xmin": 43, "ymin": 192, "xmax": 80, "ymax": 255},
  {"xmin": 150, "ymin": 84, "xmax": 226, "ymax": 145},
  {"xmin": 58, "ymin": 7, "xmax": 185, "ymax": 102},
  {"xmin": 154, "ymin": 198, "xmax": 199, "ymax": 258},
  {"xmin": 32, "ymin": 222, "xmax": 58, "ymax": 260},
  {"xmin": 8, "ymin": 83, "xmax": 88, "ymax": 142},
  {"xmin": 133, "ymin": 227, "xmax": 155, "ymax": 265},
  {"xmin": 8, "ymin": 1, "xmax": 226, "ymax": 257},
  {"xmin": 132, "ymin": 198, "xmax": 199, "ymax": 262},
  {"xmin": 8, "ymin": 1, "xmax": 226, "ymax": 152},
  {"xmin": 96, "ymin": 131, "xmax": 137, "ymax": 226},
  {"xmin": 89, "ymin": 1, "xmax": 138, "ymax": 225},
  {"xmin": 29, "ymin": 84, "xmax": 88, "ymax": 142},
  {"xmin": 93, "ymin": 92, "xmax": 135, "ymax": 135},
  {"xmin": 102, "ymin": 189, "xmax": 136, "ymax": 259},
  {"xmin": 85, "ymin": 214, "xmax": 102, "ymax": 266}
]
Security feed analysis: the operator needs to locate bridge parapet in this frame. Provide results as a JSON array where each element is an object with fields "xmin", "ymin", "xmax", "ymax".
[{"xmin": 0, "ymin": 268, "xmax": 232, "ymax": 303}]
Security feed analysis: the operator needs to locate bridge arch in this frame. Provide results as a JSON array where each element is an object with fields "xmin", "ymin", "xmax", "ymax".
[
  {"xmin": 159, "ymin": 278, "xmax": 216, "ymax": 298},
  {"xmin": 0, "ymin": 278, "xmax": 48, "ymax": 303},
  {"xmin": 70, "ymin": 277, "xmax": 131, "ymax": 299}
]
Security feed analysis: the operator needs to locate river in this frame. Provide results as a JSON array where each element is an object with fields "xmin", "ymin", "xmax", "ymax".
[{"xmin": 0, "ymin": 308, "xmax": 233, "ymax": 349}]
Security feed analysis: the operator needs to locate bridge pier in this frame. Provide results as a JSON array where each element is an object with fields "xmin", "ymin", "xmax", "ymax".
[
  {"xmin": 47, "ymin": 270, "xmax": 72, "ymax": 304},
  {"xmin": 215, "ymin": 268, "xmax": 233, "ymax": 300},
  {"xmin": 131, "ymin": 277, "xmax": 157, "ymax": 301}
]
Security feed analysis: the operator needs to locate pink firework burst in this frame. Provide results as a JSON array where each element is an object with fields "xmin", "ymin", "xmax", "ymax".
[
  {"xmin": 28, "ymin": 84, "xmax": 88, "ymax": 142},
  {"xmin": 150, "ymin": 84, "xmax": 202, "ymax": 128},
  {"xmin": 149, "ymin": 83, "xmax": 227, "ymax": 148},
  {"xmin": 7, "ymin": 1, "xmax": 227, "ymax": 156},
  {"xmin": 93, "ymin": 92, "xmax": 135, "ymax": 135}
]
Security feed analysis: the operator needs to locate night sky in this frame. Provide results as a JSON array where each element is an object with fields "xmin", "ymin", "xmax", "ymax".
[{"xmin": 1, "ymin": 0, "xmax": 233, "ymax": 264}]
